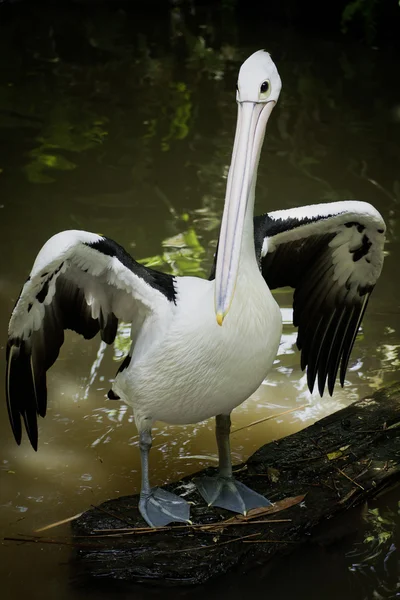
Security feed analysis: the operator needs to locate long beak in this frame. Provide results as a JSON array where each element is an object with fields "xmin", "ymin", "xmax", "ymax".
[{"xmin": 215, "ymin": 100, "xmax": 276, "ymax": 325}]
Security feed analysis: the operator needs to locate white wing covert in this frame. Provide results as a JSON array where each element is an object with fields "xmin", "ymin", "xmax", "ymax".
[
  {"xmin": 255, "ymin": 201, "xmax": 385, "ymax": 396},
  {"xmin": 6, "ymin": 230, "xmax": 176, "ymax": 449}
]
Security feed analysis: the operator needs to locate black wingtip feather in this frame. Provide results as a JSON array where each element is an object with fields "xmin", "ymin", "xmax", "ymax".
[
  {"xmin": 22, "ymin": 410, "xmax": 38, "ymax": 451},
  {"xmin": 327, "ymin": 307, "xmax": 354, "ymax": 396},
  {"xmin": 307, "ymin": 375, "xmax": 315, "ymax": 394},
  {"xmin": 34, "ymin": 374, "xmax": 48, "ymax": 418},
  {"xmin": 303, "ymin": 314, "xmax": 325, "ymax": 393},
  {"xmin": 316, "ymin": 308, "xmax": 345, "ymax": 397},
  {"xmin": 6, "ymin": 339, "xmax": 39, "ymax": 450},
  {"xmin": 340, "ymin": 294, "xmax": 370, "ymax": 386},
  {"xmin": 100, "ymin": 312, "xmax": 118, "ymax": 345},
  {"xmin": 6, "ymin": 344, "xmax": 22, "ymax": 445}
]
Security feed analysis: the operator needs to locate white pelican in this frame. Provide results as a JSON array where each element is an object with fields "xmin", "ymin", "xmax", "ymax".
[{"xmin": 6, "ymin": 50, "xmax": 386, "ymax": 528}]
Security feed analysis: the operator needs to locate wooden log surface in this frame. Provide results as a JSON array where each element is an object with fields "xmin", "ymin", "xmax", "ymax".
[{"xmin": 71, "ymin": 383, "xmax": 400, "ymax": 586}]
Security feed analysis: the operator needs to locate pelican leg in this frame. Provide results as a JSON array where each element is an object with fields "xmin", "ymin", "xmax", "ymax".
[
  {"xmin": 138, "ymin": 428, "xmax": 190, "ymax": 528},
  {"xmin": 195, "ymin": 414, "xmax": 272, "ymax": 514}
]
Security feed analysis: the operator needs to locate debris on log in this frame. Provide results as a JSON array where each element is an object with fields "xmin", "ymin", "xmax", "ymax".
[{"xmin": 71, "ymin": 383, "xmax": 400, "ymax": 586}]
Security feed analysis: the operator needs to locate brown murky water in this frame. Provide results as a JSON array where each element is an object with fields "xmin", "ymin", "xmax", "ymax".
[{"xmin": 0, "ymin": 3, "xmax": 399, "ymax": 599}]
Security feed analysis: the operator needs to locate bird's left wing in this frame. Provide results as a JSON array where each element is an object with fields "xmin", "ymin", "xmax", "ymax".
[
  {"xmin": 255, "ymin": 201, "xmax": 386, "ymax": 396},
  {"xmin": 6, "ymin": 230, "xmax": 176, "ymax": 449}
]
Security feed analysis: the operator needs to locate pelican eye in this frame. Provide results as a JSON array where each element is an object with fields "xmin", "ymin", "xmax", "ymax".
[{"xmin": 260, "ymin": 80, "xmax": 271, "ymax": 98}]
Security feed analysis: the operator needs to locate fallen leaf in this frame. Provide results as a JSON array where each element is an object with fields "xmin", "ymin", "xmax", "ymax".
[
  {"xmin": 327, "ymin": 445, "xmax": 350, "ymax": 460},
  {"xmin": 267, "ymin": 467, "xmax": 280, "ymax": 483}
]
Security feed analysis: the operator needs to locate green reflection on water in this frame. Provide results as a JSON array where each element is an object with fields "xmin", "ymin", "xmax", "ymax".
[{"xmin": 140, "ymin": 223, "xmax": 206, "ymax": 277}]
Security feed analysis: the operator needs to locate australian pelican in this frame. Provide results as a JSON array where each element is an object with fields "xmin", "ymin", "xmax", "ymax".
[{"xmin": 6, "ymin": 50, "xmax": 386, "ymax": 527}]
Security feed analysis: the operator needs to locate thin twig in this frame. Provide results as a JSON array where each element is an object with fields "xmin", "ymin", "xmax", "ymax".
[
  {"xmin": 338, "ymin": 488, "xmax": 358, "ymax": 505},
  {"xmin": 243, "ymin": 539, "xmax": 298, "ymax": 544},
  {"xmin": 151, "ymin": 532, "xmax": 261, "ymax": 554},
  {"xmin": 353, "ymin": 429, "xmax": 391, "ymax": 434},
  {"xmin": 89, "ymin": 518, "xmax": 292, "ymax": 537},
  {"xmin": 280, "ymin": 455, "xmax": 321, "ymax": 465},
  {"xmin": 231, "ymin": 404, "xmax": 309, "ymax": 435},
  {"xmin": 3, "ymin": 536, "xmax": 104, "ymax": 549},
  {"xmin": 35, "ymin": 513, "xmax": 83, "ymax": 533},
  {"xmin": 331, "ymin": 473, "xmax": 340, "ymax": 497},
  {"xmin": 335, "ymin": 467, "xmax": 365, "ymax": 491}
]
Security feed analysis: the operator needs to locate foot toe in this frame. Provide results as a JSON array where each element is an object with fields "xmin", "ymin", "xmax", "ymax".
[
  {"xmin": 139, "ymin": 487, "xmax": 191, "ymax": 527},
  {"xmin": 195, "ymin": 475, "xmax": 271, "ymax": 514},
  {"xmin": 233, "ymin": 481, "xmax": 272, "ymax": 511}
]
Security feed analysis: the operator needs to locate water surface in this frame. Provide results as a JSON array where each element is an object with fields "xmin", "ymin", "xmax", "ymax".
[{"xmin": 0, "ymin": 3, "xmax": 399, "ymax": 599}]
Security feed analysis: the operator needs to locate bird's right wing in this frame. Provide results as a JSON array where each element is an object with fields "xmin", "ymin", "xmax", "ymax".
[{"xmin": 6, "ymin": 230, "xmax": 176, "ymax": 449}]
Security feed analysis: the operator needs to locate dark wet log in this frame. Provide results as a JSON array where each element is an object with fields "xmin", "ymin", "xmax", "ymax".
[{"xmin": 72, "ymin": 383, "xmax": 400, "ymax": 586}]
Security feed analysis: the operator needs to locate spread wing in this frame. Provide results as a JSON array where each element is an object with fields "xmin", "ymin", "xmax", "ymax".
[
  {"xmin": 6, "ymin": 230, "xmax": 176, "ymax": 449},
  {"xmin": 255, "ymin": 200, "xmax": 386, "ymax": 396}
]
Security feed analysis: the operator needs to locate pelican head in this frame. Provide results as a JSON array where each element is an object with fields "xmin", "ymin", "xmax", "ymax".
[{"xmin": 215, "ymin": 50, "xmax": 281, "ymax": 325}]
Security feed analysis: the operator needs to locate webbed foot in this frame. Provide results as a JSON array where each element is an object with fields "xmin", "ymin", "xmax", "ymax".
[
  {"xmin": 195, "ymin": 475, "xmax": 272, "ymax": 514},
  {"xmin": 139, "ymin": 487, "xmax": 191, "ymax": 528}
]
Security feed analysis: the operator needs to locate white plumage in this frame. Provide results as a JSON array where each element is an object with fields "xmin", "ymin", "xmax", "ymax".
[
  {"xmin": 6, "ymin": 51, "xmax": 386, "ymax": 527},
  {"xmin": 115, "ymin": 262, "xmax": 282, "ymax": 428}
]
